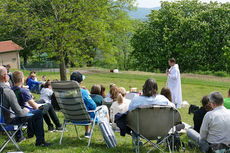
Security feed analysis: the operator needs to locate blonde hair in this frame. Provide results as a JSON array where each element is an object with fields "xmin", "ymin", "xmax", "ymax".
[
  {"xmin": 117, "ymin": 87, "xmax": 127, "ymax": 104},
  {"xmin": 12, "ymin": 71, "xmax": 24, "ymax": 84},
  {"xmin": 110, "ymin": 86, "xmax": 119, "ymax": 101}
]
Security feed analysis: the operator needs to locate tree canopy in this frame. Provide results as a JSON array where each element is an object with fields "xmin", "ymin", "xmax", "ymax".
[
  {"xmin": 131, "ymin": 0, "xmax": 230, "ymax": 73},
  {"xmin": 0, "ymin": 0, "xmax": 136, "ymax": 80}
]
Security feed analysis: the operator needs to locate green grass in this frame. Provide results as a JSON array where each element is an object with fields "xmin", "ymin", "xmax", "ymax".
[{"xmin": 1, "ymin": 68, "xmax": 230, "ymax": 153}]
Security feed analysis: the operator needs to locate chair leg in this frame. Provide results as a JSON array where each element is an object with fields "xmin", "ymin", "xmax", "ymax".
[
  {"xmin": 0, "ymin": 124, "xmax": 21, "ymax": 152},
  {"xmin": 74, "ymin": 125, "xmax": 81, "ymax": 140},
  {"xmin": 87, "ymin": 120, "xmax": 96, "ymax": 148},
  {"xmin": 59, "ymin": 121, "xmax": 66, "ymax": 145}
]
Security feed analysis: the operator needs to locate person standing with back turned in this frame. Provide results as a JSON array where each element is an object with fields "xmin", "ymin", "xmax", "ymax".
[{"xmin": 166, "ymin": 58, "xmax": 182, "ymax": 108}]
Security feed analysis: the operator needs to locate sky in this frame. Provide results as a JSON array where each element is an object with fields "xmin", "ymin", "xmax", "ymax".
[{"xmin": 135, "ymin": 0, "xmax": 230, "ymax": 8}]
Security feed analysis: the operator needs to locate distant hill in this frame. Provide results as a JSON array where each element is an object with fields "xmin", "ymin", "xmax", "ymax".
[{"xmin": 128, "ymin": 7, "xmax": 160, "ymax": 20}]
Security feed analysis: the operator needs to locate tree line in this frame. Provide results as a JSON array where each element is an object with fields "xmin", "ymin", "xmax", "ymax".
[{"xmin": 131, "ymin": 0, "xmax": 230, "ymax": 73}]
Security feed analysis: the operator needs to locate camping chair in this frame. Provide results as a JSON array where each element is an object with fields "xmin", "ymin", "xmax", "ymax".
[
  {"xmin": 51, "ymin": 81, "xmax": 101, "ymax": 148},
  {"xmin": 127, "ymin": 105, "xmax": 181, "ymax": 153},
  {"xmin": 0, "ymin": 87, "xmax": 28, "ymax": 152}
]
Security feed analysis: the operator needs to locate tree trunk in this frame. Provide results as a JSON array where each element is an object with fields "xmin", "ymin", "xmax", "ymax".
[
  {"xmin": 23, "ymin": 56, "xmax": 28, "ymax": 67},
  {"xmin": 59, "ymin": 60, "xmax": 67, "ymax": 81}
]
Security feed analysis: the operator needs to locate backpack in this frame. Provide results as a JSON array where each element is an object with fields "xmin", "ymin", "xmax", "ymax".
[{"xmin": 168, "ymin": 132, "xmax": 185, "ymax": 152}]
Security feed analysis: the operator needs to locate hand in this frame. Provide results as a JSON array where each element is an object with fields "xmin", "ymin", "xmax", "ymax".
[{"xmin": 23, "ymin": 107, "xmax": 30, "ymax": 113}]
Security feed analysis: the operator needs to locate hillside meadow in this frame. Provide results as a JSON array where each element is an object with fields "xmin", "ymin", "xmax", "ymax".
[{"xmin": 1, "ymin": 68, "xmax": 230, "ymax": 153}]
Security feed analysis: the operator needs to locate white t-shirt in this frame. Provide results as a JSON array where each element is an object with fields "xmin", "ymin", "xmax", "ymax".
[
  {"xmin": 110, "ymin": 98, "xmax": 131, "ymax": 129},
  {"xmin": 40, "ymin": 88, "xmax": 53, "ymax": 104}
]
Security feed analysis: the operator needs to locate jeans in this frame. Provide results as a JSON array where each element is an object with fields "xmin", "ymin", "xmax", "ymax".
[
  {"xmin": 31, "ymin": 84, "xmax": 41, "ymax": 94},
  {"xmin": 12, "ymin": 109, "xmax": 45, "ymax": 144},
  {"xmin": 39, "ymin": 103, "xmax": 61, "ymax": 128},
  {"xmin": 27, "ymin": 109, "xmax": 45, "ymax": 144},
  {"xmin": 187, "ymin": 128, "xmax": 210, "ymax": 152}
]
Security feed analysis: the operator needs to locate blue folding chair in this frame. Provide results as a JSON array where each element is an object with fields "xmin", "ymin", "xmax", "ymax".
[{"xmin": 0, "ymin": 87, "xmax": 33, "ymax": 152}]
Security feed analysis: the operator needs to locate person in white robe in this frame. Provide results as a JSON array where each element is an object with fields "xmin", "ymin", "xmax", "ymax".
[{"xmin": 166, "ymin": 58, "xmax": 182, "ymax": 108}]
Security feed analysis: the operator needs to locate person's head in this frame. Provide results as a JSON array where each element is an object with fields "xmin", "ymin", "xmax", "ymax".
[
  {"xmin": 110, "ymin": 86, "xmax": 119, "ymax": 101},
  {"xmin": 201, "ymin": 95, "xmax": 213, "ymax": 112},
  {"xmin": 117, "ymin": 87, "xmax": 127, "ymax": 104},
  {"xmin": 6, "ymin": 64, "xmax": 11, "ymax": 73},
  {"xmin": 31, "ymin": 73, "xmax": 36, "ymax": 80},
  {"xmin": 42, "ymin": 75, "xmax": 46, "ymax": 81},
  {"xmin": 90, "ymin": 84, "xmax": 101, "ymax": 95},
  {"xmin": 12, "ymin": 71, "xmax": 24, "ymax": 85},
  {"xmin": 44, "ymin": 80, "xmax": 51, "ymax": 88},
  {"xmin": 228, "ymin": 88, "xmax": 230, "ymax": 97},
  {"xmin": 100, "ymin": 85, "xmax": 106, "ymax": 98},
  {"xmin": 142, "ymin": 78, "xmax": 158, "ymax": 97},
  {"xmin": 209, "ymin": 91, "xmax": 224, "ymax": 108},
  {"xmin": 0, "ymin": 66, "xmax": 9, "ymax": 82},
  {"xmin": 70, "ymin": 72, "xmax": 85, "ymax": 84},
  {"xmin": 109, "ymin": 83, "xmax": 116, "ymax": 89},
  {"xmin": 160, "ymin": 87, "xmax": 172, "ymax": 102},
  {"xmin": 168, "ymin": 58, "xmax": 176, "ymax": 67},
  {"xmin": 29, "ymin": 71, "xmax": 36, "ymax": 76}
]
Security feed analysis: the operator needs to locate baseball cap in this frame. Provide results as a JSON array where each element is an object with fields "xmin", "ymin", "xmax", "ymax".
[{"xmin": 70, "ymin": 72, "xmax": 85, "ymax": 83}]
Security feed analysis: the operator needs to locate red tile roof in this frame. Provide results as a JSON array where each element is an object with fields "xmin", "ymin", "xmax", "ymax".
[{"xmin": 0, "ymin": 40, "xmax": 23, "ymax": 53}]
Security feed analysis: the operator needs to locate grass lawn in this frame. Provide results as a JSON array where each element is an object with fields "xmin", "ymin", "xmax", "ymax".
[{"xmin": 1, "ymin": 67, "xmax": 230, "ymax": 153}]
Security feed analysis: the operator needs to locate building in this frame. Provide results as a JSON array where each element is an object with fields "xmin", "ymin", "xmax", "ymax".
[{"xmin": 0, "ymin": 40, "xmax": 23, "ymax": 69}]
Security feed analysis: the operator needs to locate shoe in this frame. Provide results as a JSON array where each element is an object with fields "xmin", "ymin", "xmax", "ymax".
[
  {"xmin": 48, "ymin": 126, "xmax": 55, "ymax": 132},
  {"xmin": 35, "ymin": 142, "xmax": 53, "ymax": 147},
  {"xmin": 55, "ymin": 126, "xmax": 63, "ymax": 132},
  {"xmin": 16, "ymin": 136, "xmax": 26, "ymax": 143},
  {"xmin": 84, "ymin": 132, "xmax": 91, "ymax": 139}
]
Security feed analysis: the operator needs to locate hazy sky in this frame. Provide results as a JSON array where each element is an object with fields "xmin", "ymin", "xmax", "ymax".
[{"xmin": 135, "ymin": 0, "xmax": 230, "ymax": 8}]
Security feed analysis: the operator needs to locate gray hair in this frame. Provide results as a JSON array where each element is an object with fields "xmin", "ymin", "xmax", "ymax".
[
  {"xmin": 209, "ymin": 91, "xmax": 223, "ymax": 106},
  {"xmin": 0, "ymin": 66, "xmax": 7, "ymax": 77}
]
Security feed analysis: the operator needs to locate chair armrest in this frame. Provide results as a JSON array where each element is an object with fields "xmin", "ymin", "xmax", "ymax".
[{"xmin": 87, "ymin": 106, "xmax": 102, "ymax": 113}]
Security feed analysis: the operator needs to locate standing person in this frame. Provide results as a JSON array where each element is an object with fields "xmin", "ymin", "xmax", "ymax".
[{"xmin": 166, "ymin": 58, "xmax": 182, "ymax": 108}]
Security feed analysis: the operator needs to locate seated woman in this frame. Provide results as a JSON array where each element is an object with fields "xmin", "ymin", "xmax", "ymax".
[
  {"xmin": 193, "ymin": 95, "xmax": 212, "ymax": 133},
  {"xmin": 160, "ymin": 87, "xmax": 172, "ymax": 102},
  {"xmin": 103, "ymin": 85, "xmax": 119, "ymax": 108},
  {"xmin": 128, "ymin": 78, "xmax": 175, "ymax": 111},
  {"xmin": 110, "ymin": 87, "xmax": 131, "ymax": 130},
  {"xmin": 90, "ymin": 84, "xmax": 104, "ymax": 106}
]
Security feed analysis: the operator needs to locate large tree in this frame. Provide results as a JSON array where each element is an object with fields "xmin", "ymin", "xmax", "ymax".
[{"xmin": 1, "ymin": 0, "xmax": 135, "ymax": 80}]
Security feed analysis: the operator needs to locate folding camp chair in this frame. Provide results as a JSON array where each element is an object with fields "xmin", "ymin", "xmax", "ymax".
[
  {"xmin": 0, "ymin": 87, "xmax": 23, "ymax": 152},
  {"xmin": 51, "ymin": 81, "xmax": 101, "ymax": 148},
  {"xmin": 127, "ymin": 105, "xmax": 181, "ymax": 153}
]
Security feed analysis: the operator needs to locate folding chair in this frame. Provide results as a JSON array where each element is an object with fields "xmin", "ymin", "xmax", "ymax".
[
  {"xmin": 51, "ymin": 81, "xmax": 101, "ymax": 148},
  {"xmin": 0, "ymin": 87, "xmax": 23, "ymax": 152},
  {"xmin": 127, "ymin": 105, "xmax": 181, "ymax": 153}
]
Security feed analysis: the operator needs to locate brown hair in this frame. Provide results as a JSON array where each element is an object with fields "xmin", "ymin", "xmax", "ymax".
[
  {"xmin": 117, "ymin": 87, "xmax": 127, "ymax": 104},
  {"xmin": 160, "ymin": 87, "xmax": 172, "ymax": 102},
  {"xmin": 12, "ymin": 71, "xmax": 24, "ymax": 84},
  {"xmin": 143, "ymin": 78, "xmax": 158, "ymax": 97},
  {"xmin": 201, "ymin": 95, "xmax": 213, "ymax": 112},
  {"xmin": 44, "ymin": 80, "xmax": 51, "ymax": 88},
  {"xmin": 169, "ymin": 58, "xmax": 176, "ymax": 63},
  {"xmin": 90, "ymin": 84, "xmax": 101, "ymax": 95},
  {"xmin": 100, "ymin": 85, "xmax": 106, "ymax": 98},
  {"xmin": 110, "ymin": 86, "xmax": 119, "ymax": 101}
]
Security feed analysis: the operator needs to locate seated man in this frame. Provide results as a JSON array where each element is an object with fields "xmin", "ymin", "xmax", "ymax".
[
  {"xmin": 187, "ymin": 92, "xmax": 230, "ymax": 152},
  {"xmin": 12, "ymin": 71, "xmax": 62, "ymax": 132},
  {"xmin": 224, "ymin": 88, "xmax": 230, "ymax": 109},
  {"xmin": 70, "ymin": 72, "xmax": 109, "ymax": 138},
  {"xmin": 27, "ymin": 73, "xmax": 41, "ymax": 94},
  {"xmin": 0, "ymin": 66, "xmax": 51, "ymax": 147},
  {"xmin": 128, "ymin": 78, "xmax": 175, "ymax": 111}
]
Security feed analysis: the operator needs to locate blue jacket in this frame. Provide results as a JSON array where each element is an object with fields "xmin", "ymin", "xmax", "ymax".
[
  {"xmin": 81, "ymin": 88, "xmax": 96, "ymax": 119},
  {"xmin": 27, "ymin": 78, "xmax": 41, "ymax": 90}
]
